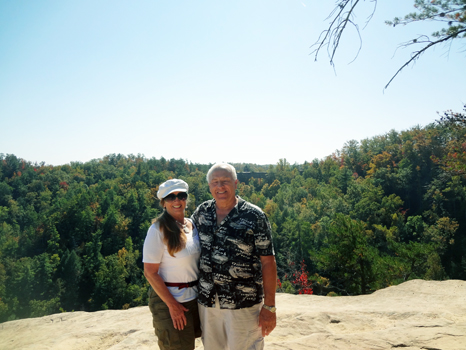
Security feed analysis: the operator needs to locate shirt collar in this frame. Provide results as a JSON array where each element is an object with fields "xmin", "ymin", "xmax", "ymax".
[{"xmin": 210, "ymin": 196, "xmax": 244, "ymax": 216}]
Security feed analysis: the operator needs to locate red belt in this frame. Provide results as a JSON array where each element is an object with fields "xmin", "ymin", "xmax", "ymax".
[{"xmin": 165, "ymin": 280, "xmax": 198, "ymax": 290}]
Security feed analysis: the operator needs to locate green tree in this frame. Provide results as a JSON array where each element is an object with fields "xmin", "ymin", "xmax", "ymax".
[
  {"xmin": 58, "ymin": 249, "xmax": 82, "ymax": 311},
  {"xmin": 80, "ymin": 230, "xmax": 103, "ymax": 309},
  {"xmin": 93, "ymin": 239, "xmax": 143, "ymax": 310},
  {"xmin": 0, "ymin": 260, "xmax": 8, "ymax": 322},
  {"xmin": 314, "ymin": 214, "xmax": 379, "ymax": 295},
  {"xmin": 386, "ymin": 240, "xmax": 445, "ymax": 281}
]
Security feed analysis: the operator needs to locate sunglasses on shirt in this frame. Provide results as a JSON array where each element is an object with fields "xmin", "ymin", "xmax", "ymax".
[{"xmin": 164, "ymin": 192, "xmax": 188, "ymax": 202}]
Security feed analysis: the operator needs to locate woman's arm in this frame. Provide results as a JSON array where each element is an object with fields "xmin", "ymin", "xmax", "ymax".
[{"xmin": 144, "ymin": 262, "xmax": 189, "ymax": 330}]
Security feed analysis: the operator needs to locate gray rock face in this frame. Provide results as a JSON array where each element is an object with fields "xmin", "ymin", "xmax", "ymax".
[
  {"xmin": 269, "ymin": 279, "xmax": 466, "ymax": 350},
  {"xmin": 1, "ymin": 279, "xmax": 465, "ymax": 350}
]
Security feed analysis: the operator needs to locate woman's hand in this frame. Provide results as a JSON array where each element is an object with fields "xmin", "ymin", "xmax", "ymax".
[
  {"xmin": 168, "ymin": 302, "xmax": 189, "ymax": 330},
  {"xmin": 144, "ymin": 263, "xmax": 189, "ymax": 330}
]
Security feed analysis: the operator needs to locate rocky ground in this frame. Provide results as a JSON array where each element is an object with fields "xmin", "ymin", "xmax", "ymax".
[{"xmin": 1, "ymin": 279, "xmax": 465, "ymax": 350}]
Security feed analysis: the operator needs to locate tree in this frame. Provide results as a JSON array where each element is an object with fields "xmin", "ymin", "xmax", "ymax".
[
  {"xmin": 385, "ymin": 240, "xmax": 446, "ymax": 282},
  {"xmin": 58, "ymin": 249, "xmax": 82, "ymax": 311},
  {"xmin": 80, "ymin": 230, "xmax": 103, "ymax": 309},
  {"xmin": 312, "ymin": 0, "xmax": 466, "ymax": 88},
  {"xmin": 0, "ymin": 261, "xmax": 8, "ymax": 322},
  {"xmin": 434, "ymin": 106, "xmax": 466, "ymax": 176},
  {"xmin": 314, "ymin": 214, "xmax": 379, "ymax": 295}
]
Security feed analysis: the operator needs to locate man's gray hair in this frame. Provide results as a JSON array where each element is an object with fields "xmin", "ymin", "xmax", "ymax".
[{"xmin": 206, "ymin": 163, "xmax": 237, "ymax": 183}]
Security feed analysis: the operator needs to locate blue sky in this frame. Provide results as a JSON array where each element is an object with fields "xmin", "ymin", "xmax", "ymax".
[{"xmin": 1, "ymin": 0, "xmax": 464, "ymax": 166}]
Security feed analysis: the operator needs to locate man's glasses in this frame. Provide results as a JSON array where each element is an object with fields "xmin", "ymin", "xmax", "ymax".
[{"xmin": 164, "ymin": 192, "xmax": 188, "ymax": 202}]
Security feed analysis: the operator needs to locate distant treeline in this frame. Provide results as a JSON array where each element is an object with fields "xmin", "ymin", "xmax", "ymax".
[{"xmin": 1, "ymin": 113, "xmax": 466, "ymax": 322}]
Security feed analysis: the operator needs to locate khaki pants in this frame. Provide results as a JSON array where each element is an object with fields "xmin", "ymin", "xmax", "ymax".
[
  {"xmin": 198, "ymin": 295, "xmax": 264, "ymax": 350},
  {"xmin": 148, "ymin": 288, "xmax": 202, "ymax": 350}
]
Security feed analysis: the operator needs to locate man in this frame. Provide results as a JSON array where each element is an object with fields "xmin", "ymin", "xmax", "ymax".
[{"xmin": 191, "ymin": 163, "xmax": 277, "ymax": 350}]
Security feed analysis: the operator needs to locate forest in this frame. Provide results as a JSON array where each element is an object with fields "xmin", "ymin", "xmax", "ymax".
[{"xmin": 1, "ymin": 109, "xmax": 466, "ymax": 322}]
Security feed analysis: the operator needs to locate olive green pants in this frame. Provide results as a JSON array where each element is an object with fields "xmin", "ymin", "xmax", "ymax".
[{"xmin": 148, "ymin": 288, "xmax": 202, "ymax": 350}]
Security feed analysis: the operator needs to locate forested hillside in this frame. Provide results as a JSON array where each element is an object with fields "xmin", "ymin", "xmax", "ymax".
[{"xmin": 1, "ymin": 111, "xmax": 466, "ymax": 322}]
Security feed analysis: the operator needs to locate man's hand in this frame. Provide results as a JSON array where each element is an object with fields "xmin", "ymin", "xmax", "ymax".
[
  {"xmin": 259, "ymin": 255, "xmax": 277, "ymax": 336},
  {"xmin": 259, "ymin": 306, "xmax": 276, "ymax": 336}
]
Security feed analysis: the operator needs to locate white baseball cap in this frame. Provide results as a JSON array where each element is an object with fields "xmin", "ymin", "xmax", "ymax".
[{"xmin": 157, "ymin": 179, "xmax": 189, "ymax": 200}]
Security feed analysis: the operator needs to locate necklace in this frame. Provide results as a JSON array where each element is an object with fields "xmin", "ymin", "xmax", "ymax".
[{"xmin": 176, "ymin": 219, "xmax": 190, "ymax": 233}]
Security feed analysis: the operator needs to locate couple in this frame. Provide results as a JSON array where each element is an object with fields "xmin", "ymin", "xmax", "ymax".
[{"xmin": 142, "ymin": 163, "xmax": 277, "ymax": 350}]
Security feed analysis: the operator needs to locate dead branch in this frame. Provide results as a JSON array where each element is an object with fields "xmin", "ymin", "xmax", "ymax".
[{"xmin": 384, "ymin": 27, "xmax": 466, "ymax": 89}]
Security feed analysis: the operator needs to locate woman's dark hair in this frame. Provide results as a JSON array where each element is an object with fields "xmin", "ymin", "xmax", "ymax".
[{"xmin": 152, "ymin": 198, "xmax": 186, "ymax": 257}]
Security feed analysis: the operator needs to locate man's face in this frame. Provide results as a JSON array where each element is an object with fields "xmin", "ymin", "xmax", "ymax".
[{"xmin": 209, "ymin": 170, "xmax": 238, "ymax": 203}]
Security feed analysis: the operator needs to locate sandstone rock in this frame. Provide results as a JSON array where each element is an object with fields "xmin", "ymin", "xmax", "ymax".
[{"xmin": 1, "ymin": 279, "xmax": 465, "ymax": 350}]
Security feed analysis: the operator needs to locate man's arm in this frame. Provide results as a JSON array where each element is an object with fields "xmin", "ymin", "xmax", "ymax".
[{"xmin": 259, "ymin": 255, "xmax": 277, "ymax": 337}]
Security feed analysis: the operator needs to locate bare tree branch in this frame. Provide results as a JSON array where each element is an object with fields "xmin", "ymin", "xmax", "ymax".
[
  {"xmin": 384, "ymin": 27, "xmax": 466, "ymax": 89},
  {"xmin": 311, "ymin": 0, "xmax": 368, "ymax": 66},
  {"xmin": 313, "ymin": 0, "xmax": 465, "ymax": 88}
]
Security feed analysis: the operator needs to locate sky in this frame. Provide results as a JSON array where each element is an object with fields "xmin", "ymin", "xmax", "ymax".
[{"xmin": 1, "ymin": 0, "xmax": 464, "ymax": 166}]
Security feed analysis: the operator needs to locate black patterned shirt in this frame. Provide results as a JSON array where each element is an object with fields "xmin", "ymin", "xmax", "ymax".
[{"xmin": 191, "ymin": 196, "xmax": 274, "ymax": 309}]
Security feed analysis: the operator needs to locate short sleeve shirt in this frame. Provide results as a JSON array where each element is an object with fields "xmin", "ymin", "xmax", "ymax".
[
  {"xmin": 142, "ymin": 219, "xmax": 201, "ymax": 303},
  {"xmin": 191, "ymin": 196, "xmax": 274, "ymax": 309}
]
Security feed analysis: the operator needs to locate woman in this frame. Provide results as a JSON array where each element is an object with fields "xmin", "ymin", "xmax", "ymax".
[{"xmin": 143, "ymin": 179, "xmax": 201, "ymax": 350}]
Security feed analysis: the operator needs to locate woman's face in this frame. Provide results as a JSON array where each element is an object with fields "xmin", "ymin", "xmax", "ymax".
[{"xmin": 163, "ymin": 191, "xmax": 187, "ymax": 218}]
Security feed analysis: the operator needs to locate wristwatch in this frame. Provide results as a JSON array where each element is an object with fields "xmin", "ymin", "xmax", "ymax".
[{"xmin": 262, "ymin": 304, "xmax": 276, "ymax": 313}]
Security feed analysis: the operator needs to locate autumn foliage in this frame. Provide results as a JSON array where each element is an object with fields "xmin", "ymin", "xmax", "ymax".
[
  {"xmin": 277, "ymin": 260, "xmax": 313, "ymax": 295},
  {"xmin": 1, "ymin": 110, "xmax": 466, "ymax": 322}
]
